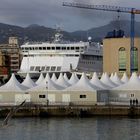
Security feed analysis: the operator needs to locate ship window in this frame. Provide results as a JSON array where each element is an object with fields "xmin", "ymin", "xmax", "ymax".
[
  {"xmin": 25, "ymin": 48, "xmax": 29, "ymax": 50},
  {"xmin": 46, "ymin": 66, "xmax": 50, "ymax": 71},
  {"xmin": 35, "ymin": 47, "xmax": 38, "ymax": 50},
  {"xmin": 75, "ymin": 55, "xmax": 79, "ymax": 57},
  {"xmin": 47, "ymin": 47, "xmax": 50, "ymax": 50},
  {"xmin": 76, "ymin": 47, "xmax": 79, "ymax": 50},
  {"xmin": 67, "ymin": 47, "xmax": 70, "ymax": 50},
  {"xmin": 39, "ymin": 47, "xmax": 42, "ymax": 50},
  {"xmin": 51, "ymin": 66, "xmax": 56, "ymax": 71},
  {"xmin": 35, "ymin": 66, "xmax": 40, "ymax": 71},
  {"xmin": 52, "ymin": 47, "xmax": 55, "ymax": 50},
  {"xmin": 43, "ymin": 47, "xmax": 46, "ymax": 50},
  {"xmin": 56, "ymin": 47, "xmax": 60, "ymax": 50},
  {"xmin": 30, "ymin": 66, "xmax": 34, "ymax": 71},
  {"xmin": 71, "ymin": 47, "xmax": 74, "ymax": 50},
  {"xmin": 57, "ymin": 66, "xmax": 61, "ymax": 71},
  {"xmin": 62, "ymin": 47, "xmax": 66, "ymax": 50},
  {"xmin": 41, "ymin": 66, "xmax": 45, "ymax": 71}
]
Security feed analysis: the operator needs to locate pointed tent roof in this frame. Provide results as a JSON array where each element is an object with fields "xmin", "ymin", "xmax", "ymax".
[
  {"xmin": 69, "ymin": 72, "xmax": 79, "ymax": 85},
  {"xmin": 111, "ymin": 72, "xmax": 123, "ymax": 86},
  {"xmin": 65, "ymin": 73, "xmax": 101, "ymax": 91},
  {"xmin": 36, "ymin": 73, "xmax": 45, "ymax": 85},
  {"xmin": 0, "ymin": 73, "xmax": 28, "ymax": 92},
  {"xmin": 63, "ymin": 73, "xmax": 69, "ymax": 82},
  {"xmin": 90, "ymin": 72, "xmax": 109, "ymax": 89},
  {"xmin": 28, "ymin": 73, "xmax": 64, "ymax": 91},
  {"xmin": 110, "ymin": 73, "xmax": 114, "ymax": 81},
  {"xmin": 22, "ymin": 73, "xmax": 37, "ymax": 88},
  {"xmin": 56, "ymin": 73, "xmax": 71, "ymax": 88},
  {"xmin": 121, "ymin": 72, "xmax": 129, "ymax": 83},
  {"xmin": 101, "ymin": 73, "xmax": 105, "ymax": 80},
  {"xmin": 100, "ymin": 72, "xmax": 117, "ymax": 88},
  {"xmin": 51, "ymin": 73, "xmax": 57, "ymax": 82},
  {"xmin": 113, "ymin": 72, "xmax": 140, "ymax": 90}
]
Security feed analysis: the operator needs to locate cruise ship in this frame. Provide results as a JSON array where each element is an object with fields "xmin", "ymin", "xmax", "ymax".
[{"xmin": 18, "ymin": 32, "xmax": 103, "ymax": 78}]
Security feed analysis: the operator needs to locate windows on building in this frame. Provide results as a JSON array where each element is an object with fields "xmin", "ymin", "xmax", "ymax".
[
  {"xmin": 131, "ymin": 47, "xmax": 138, "ymax": 71},
  {"xmin": 118, "ymin": 47, "xmax": 126, "ymax": 72},
  {"xmin": 80, "ymin": 95, "xmax": 86, "ymax": 98},
  {"xmin": 39, "ymin": 95, "xmax": 46, "ymax": 98}
]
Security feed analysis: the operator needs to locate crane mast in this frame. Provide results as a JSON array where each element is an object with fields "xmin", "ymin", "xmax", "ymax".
[{"xmin": 63, "ymin": 2, "xmax": 140, "ymax": 73}]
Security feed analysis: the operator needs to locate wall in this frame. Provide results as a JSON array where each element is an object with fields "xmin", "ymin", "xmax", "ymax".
[{"xmin": 103, "ymin": 38, "xmax": 140, "ymax": 76}]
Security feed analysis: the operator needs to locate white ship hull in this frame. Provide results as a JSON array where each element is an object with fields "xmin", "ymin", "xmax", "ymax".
[{"xmin": 18, "ymin": 33, "xmax": 103, "ymax": 78}]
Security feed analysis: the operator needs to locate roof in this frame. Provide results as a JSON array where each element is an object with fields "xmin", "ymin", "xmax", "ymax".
[
  {"xmin": 51, "ymin": 73, "xmax": 57, "ymax": 82},
  {"xmin": 22, "ymin": 73, "xmax": 37, "ymax": 88},
  {"xmin": 36, "ymin": 73, "xmax": 45, "ymax": 85},
  {"xmin": 111, "ymin": 72, "xmax": 123, "ymax": 86},
  {"xmin": 121, "ymin": 72, "xmax": 129, "ymax": 83},
  {"xmin": 56, "ymin": 73, "xmax": 71, "ymax": 88},
  {"xmin": 113, "ymin": 72, "xmax": 140, "ymax": 90},
  {"xmin": 110, "ymin": 73, "xmax": 114, "ymax": 81},
  {"xmin": 65, "ymin": 73, "xmax": 100, "ymax": 91},
  {"xmin": 28, "ymin": 73, "xmax": 64, "ymax": 91},
  {"xmin": 69, "ymin": 72, "xmax": 79, "ymax": 85},
  {"xmin": 100, "ymin": 73, "xmax": 117, "ymax": 88},
  {"xmin": 90, "ymin": 72, "xmax": 109, "ymax": 89},
  {"xmin": 0, "ymin": 73, "xmax": 28, "ymax": 92},
  {"xmin": 63, "ymin": 73, "xmax": 69, "ymax": 82}
]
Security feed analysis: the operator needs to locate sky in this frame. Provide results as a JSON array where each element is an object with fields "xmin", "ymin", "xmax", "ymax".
[{"xmin": 0, "ymin": 0, "xmax": 140, "ymax": 31}]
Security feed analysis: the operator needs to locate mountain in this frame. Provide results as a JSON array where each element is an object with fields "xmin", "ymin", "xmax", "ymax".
[{"xmin": 0, "ymin": 20, "xmax": 140, "ymax": 44}]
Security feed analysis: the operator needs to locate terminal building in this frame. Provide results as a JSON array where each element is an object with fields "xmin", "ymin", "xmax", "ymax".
[{"xmin": 103, "ymin": 30, "xmax": 140, "ymax": 76}]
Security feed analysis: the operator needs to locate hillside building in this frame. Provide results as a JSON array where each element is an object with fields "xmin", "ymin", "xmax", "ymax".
[{"xmin": 0, "ymin": 37, "xmax": 21, "ymax": 77}]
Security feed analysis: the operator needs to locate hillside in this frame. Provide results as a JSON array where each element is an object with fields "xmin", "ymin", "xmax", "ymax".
[{"xmin": 0, "ymin": 20, "xmax": 140, "ymax": 44}]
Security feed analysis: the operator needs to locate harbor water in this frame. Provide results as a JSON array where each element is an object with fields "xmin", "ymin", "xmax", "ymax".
[{"xmin": 0, "ymin": 117, "xmax": 140, "ymax": 140}]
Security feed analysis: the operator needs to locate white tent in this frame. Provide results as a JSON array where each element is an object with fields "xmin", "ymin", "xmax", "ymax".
[
  {"xmin": 28, "ymin": 73, "xmax": 64, "ymax": 92},
  {"xmin": 110, "ymin": 73, "xmax": 114, "ymax": 81},
  {"xmin": 56, "ymin": 73, "xmax": 71, "ymax": 88},
  {"xmin": 121, "ymin": 72, "xmax": 129, "ymax": 83},
  {"xmin": 90, "ymin": 72, "xmax": 109, "ymax": 89},
  {"xmin": 113, "ymin": 72, "xmax": 140, "ymax": 90},
  {"xmin": 51, "ymin": 73, "xmax": 57, "ymax": 82},
  {"xmin": 0, "ymin": 73, "xmax": 28, "ymax": 92},
  {"xmin": 22, "ymin": 73, "xmax": 37, "ymax": 88},
  {"xmin": 111, "ymin": 72, "xmax": 123, "ymax": 86},
  {"xmin": 36, "ymin": 73, "xmax": 45, "ymax": 85},
  {"xmin": 65, "ymin": 73, "xmax": 101, "ymax": 91},
  {"xmin": 69, "ymin": 72, "xmax": 79, "ymax": 85},
  {"xmin": 100, "ymin": 72, "xmax": 117, "ymax": 88},
  {"xmin": 63, "ymin": 73, "xmax": 69, "ymax": 82}
]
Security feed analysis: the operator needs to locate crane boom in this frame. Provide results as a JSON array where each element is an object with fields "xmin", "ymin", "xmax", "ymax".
[
  {"xmin": 63, "ymin": 2, "xmax": 140, "ymax": 73},
  {"xmin": 63, "ymin": 2, "xmax": 140, "ymax": 14}
]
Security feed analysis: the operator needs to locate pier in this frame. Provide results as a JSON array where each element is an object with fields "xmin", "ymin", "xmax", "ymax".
[{"xmin": 0, "ymin": 104, "xmax": 140, "ymax": 117}]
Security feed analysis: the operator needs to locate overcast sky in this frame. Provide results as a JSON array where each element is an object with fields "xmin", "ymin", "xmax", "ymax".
[{"xmin": 0, "ymin": 0, "xmax": 140, "ymax": 31}]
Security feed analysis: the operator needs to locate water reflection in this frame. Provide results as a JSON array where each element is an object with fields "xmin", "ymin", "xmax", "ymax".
[{"xmin": 0, "ymin": 117, "xmax": 140, "ymax": 140}]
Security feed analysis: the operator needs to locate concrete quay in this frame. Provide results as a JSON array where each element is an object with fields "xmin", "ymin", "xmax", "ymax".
[{"xmin": 0, "ymin": 105, "xmax": 140, "ymax": 117}]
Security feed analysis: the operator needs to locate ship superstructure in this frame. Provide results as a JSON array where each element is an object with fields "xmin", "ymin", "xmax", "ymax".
[{"xmin": 18, "ymin": 33, "xmax": 103, "ymax": 77}]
